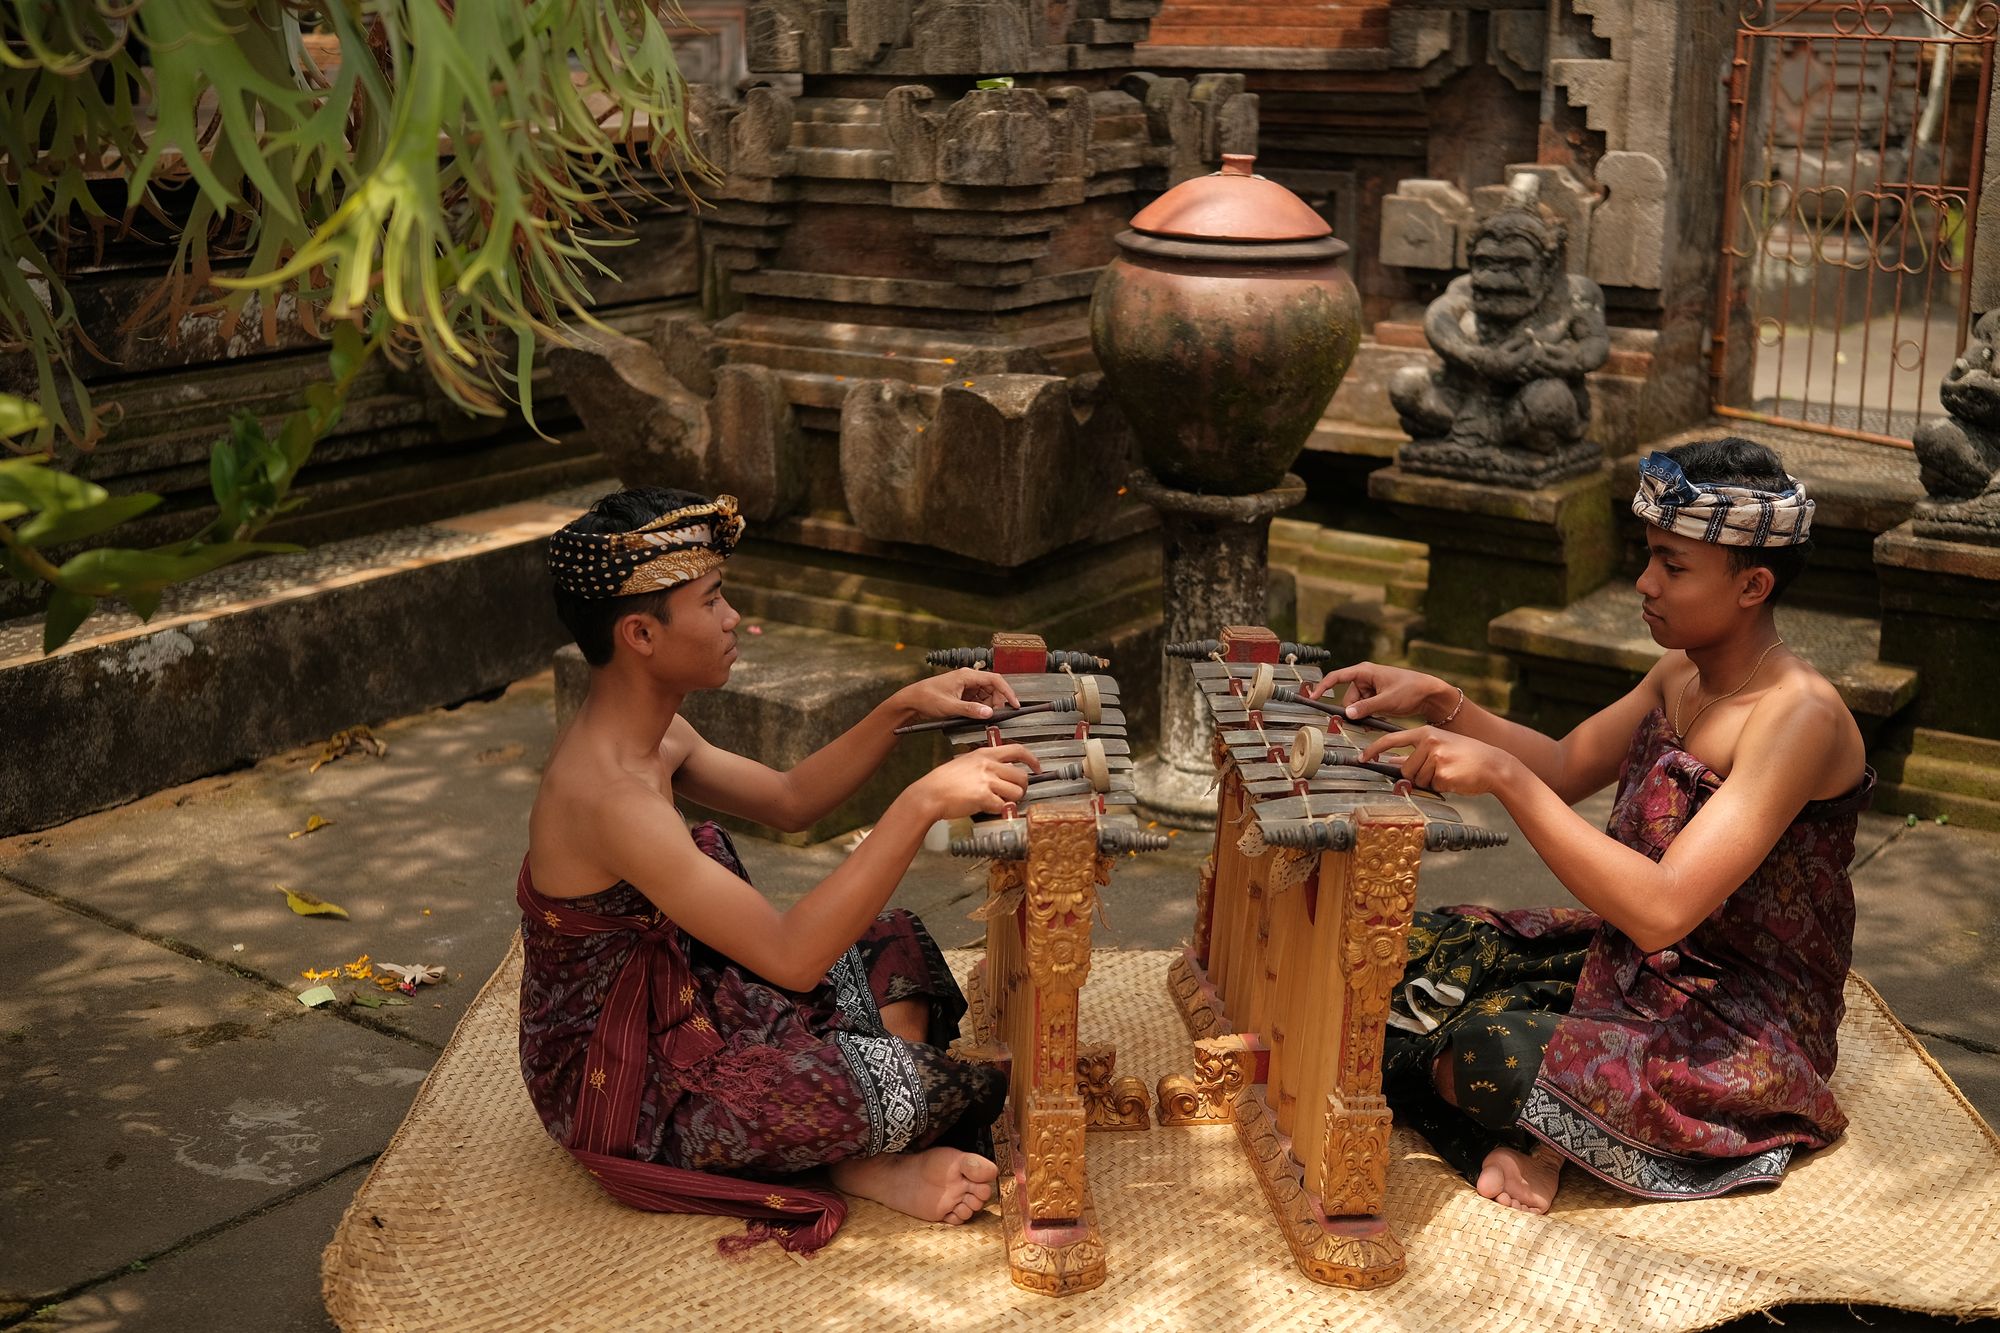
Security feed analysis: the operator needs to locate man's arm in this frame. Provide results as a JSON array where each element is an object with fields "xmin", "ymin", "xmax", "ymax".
[
  {"xmin": 674, "ymin": 669, "xmax": 1019, "ymax": 833},
  {"xmin": 594, "ymin": 744, "xmax": 1035, "ymax": 989},
  {"xmin": 1332, "ymin": 654, "xmax": 1671, "ymax": 805},
  {"xmin": 670, "ymin": 706, "xmax": 904, "ymax": 834},
  {"xmin": 1443, "ymin": 654, "xmax": 1672, "ymax": 804},
  {"xmin": 1488, "ymin": 687, "xmax": 1846, "ymax": 951}
]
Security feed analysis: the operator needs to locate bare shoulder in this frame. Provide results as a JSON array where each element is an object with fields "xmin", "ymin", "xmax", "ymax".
[
  {"xmin": 1745, "ymin": 658, "xmax": 1866, "ymax": 794},
  {"xmin": 530, "ymin": 750, "xmax": 678, "ymax": 897},
  {"xmin": 1759, "ymin": 657, "xmax": 1853, "ymax": 725}
]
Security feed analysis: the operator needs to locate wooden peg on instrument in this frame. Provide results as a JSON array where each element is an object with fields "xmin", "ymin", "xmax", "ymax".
[
  {"xmin": 1243, "ymin": 662, "xmax": 1277, "ymax": 712},
  {"xmin": 1081, "ymin": 737, "xmax": 1111, "ymax": 793},
  {"xmin": 1288, "ymin": 726, "xmax": 1324, "ymax": 782}
]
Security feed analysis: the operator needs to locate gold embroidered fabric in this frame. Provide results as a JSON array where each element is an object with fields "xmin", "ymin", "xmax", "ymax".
[{"xmin": 547, "ymin": 495, "xmax": 745, "ymax": 599}]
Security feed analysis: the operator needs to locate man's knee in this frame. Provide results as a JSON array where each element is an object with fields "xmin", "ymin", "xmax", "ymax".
[{"xmin": 879, "ymin": 998, "xmax": 929, "ymax": 1044}]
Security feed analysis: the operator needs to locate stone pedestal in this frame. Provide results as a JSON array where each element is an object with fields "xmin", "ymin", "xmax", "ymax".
[
  {"xmin": 1873, "ymin": 523, "xmax": 2000, "ymax": 830},
  {"xmin": 1128, "ymin": 470, "xmax": 1305, "ymax": 827},
  {"xmin": 1877, "ymin": 523, "xmax": 2000, "ymax": 740},
  {"xmin": 1368, "ymin": 462, "xmax": 1616, "ymax": 655}
]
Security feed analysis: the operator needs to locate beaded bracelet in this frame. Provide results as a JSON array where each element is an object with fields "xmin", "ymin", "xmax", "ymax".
[{"xmin": 1436, "ymin": 686, "xmax": 1466, "ymax": 727}]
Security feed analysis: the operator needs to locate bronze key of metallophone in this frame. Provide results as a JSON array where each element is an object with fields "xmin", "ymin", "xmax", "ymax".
[
  {"xmin": 913, "ymin": 632, "xmax": 1163, "ymax": 1298},
  {"xmin": 1154, "ymin": 626, "xmax": 1508, "ymax": 1290}
]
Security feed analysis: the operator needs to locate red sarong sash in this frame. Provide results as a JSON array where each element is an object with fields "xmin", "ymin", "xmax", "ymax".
[{"xmin": 517, "ymin": 861, "xmax": 846, "ymax": 1254}]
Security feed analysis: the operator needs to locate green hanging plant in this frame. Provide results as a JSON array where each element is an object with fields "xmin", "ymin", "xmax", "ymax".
[{"xmin": 0, "ymin": 0, "xmax": 712, "ymax": 651}]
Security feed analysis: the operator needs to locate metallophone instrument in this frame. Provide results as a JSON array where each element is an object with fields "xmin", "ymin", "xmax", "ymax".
[
  {"xmin": 1154, "ymin": 625, "xmax": 1508, "ymax": 1288},
  {"xmin": 922, "ymin": 632, "xmax": 1168, "ymax": 1298}
]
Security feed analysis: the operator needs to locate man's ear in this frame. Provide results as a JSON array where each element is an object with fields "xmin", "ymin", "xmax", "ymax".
[
  {"xmin": 1738, "ymin": 564, "xmax": 1777, "ymax": 609},
  {"xmin": 615, "ymin": 612, "xmax": 657, "ymax": 658}
]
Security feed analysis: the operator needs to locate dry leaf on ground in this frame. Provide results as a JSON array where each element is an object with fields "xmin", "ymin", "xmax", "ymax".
[
  {"xmin": 279, "ymin": 886, "xmax": 350, "ymax": 920},
  {"xmin": 310, "ymin": 726, "xmax": 388, "ymax": 774}
]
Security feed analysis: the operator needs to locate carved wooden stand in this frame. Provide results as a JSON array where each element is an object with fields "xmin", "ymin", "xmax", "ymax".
[
  {"xmin": 1159, "ymin": 804, "xmax": 1422, "ymax": 1287},
  {"xmin": 956, "ymin": 805, "xmax": 1150, "ymax": 1295},
  {"xmin": 1154, "ymin": 626, "xmax": 1424, "ymax": 1289},
  {"xmin": 943, "ymin": 632, "xmax": 1153, "ymax": 1297}
]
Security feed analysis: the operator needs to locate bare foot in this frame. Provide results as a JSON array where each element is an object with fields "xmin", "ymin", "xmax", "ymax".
[
  {"xmin": 830, "ymin": 1148, "xmax": 999, "ymax": 1224},
  {"xmin": 1475, "ymin": 1143, "xmax": 1562, "ymax": 1214}
]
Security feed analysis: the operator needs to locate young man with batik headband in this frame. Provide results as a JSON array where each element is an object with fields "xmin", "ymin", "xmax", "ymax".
[
  {"xmin": 520, "ymin": 486, "xmax": 1041, "ymax": 1254},
  {"xmin": 1306, "ymin": 437, "xmax": 1871, "ymax": 1214}
]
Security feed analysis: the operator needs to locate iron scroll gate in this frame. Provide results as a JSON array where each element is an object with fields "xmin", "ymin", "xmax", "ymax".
[{"xmin": 1712, "ymin": 1, "xmax": 1997, "ymax": 447}]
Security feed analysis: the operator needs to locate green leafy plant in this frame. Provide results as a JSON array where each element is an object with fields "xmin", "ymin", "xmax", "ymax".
[
  {"xmin": 0, "ymin": 324, "xmax": 376, "ymax": 651},
  {"xmin": 1, "ymin": 0, "xmax": 709, "ymax": 650}
]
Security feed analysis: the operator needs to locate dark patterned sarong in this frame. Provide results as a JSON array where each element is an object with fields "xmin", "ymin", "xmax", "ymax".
[
  {"xmin": 1382, "ymin": 909, "xmax": 1593, "ymax": 1179},
  {"xmin": 1388, "ymin": 707, "xmax": 1873, "ymax": 1200},
  {"xmin": 517, "ymin": 821, "xmax": 1005, "ymax": 1252}
]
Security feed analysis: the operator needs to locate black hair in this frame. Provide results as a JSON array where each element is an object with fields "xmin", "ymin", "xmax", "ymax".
[
  {"xmin": 551, "ymin": 486, "xmax": 715, "ymax": 667},
  {"xmin": 1660, "ymin": 436, "xmax": 1813, "ymax": 606}
]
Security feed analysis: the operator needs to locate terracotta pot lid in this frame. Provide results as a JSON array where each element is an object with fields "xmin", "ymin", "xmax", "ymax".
[{"xmin": 1129, "ymin": 154, "xmax": 1332, "ymax": 243}]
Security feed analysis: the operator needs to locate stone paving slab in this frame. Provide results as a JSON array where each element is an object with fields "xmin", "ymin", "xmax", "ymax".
[
  {"xmin": 16, "ymin": 1163, "xmax": 368, "ymax": 1333},
  {"xmin": 0, "ymin": 887, "xmax": 419, "ymax": 1312},
  {"xmin": 1930, "ymin": 1044, "xmax": 2000, "ymax": 1130},
  {"xmin": 1846, "ymin": 820, "xmax": 2000, "ymax": 1045},
  {"xmin": 0, "ymin": 677, "xmax": 560, "ymax": 1051}
]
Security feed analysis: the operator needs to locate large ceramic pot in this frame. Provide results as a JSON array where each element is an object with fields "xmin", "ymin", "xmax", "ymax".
[{"xmin": 1090, "ymin": 154, "xmax": 1362, "ymax": 495}]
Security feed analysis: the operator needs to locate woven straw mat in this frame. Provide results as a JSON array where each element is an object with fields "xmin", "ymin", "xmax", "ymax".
[{"xmin": 324, "ymin": 942, "xmax": 2000, "ymax": 1332}]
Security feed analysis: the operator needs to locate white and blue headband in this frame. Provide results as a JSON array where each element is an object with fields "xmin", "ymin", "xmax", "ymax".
[{"xmin": 1632, "ymin": 453, "xmax": 1813, "ymax": 548}]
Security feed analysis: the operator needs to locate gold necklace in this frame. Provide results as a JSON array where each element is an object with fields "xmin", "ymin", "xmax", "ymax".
[{"xmin": 1674, "ymin": 637, "xmax": 1786, "ymax": 740}]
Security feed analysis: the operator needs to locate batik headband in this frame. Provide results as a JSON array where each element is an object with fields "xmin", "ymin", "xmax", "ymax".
[
  {"xmin": 1631, "ymin": 453, "xmax": 1814, "ymax": 548},
  {"xmin": 547, "ymin": 494, "xmax": 745, "ymax": 599}
]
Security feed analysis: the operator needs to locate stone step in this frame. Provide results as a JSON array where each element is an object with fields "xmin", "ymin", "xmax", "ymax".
[
  {"xmin": 1489, "ymin": 580, "xmax": 1919, "ymax": 737},
  {"xmin": 1910, "ymin": 727, "xmax": 2000, "ymax": 768},
  {"xmin": 1271, "ymin": 519, "xmax": 1428, "ymax": 591},
  {"xmin": 1270, "ymin": 518, "xmax": 1430, "ymax": 663},
  {"xmin": 1874, "ymin": 745, "xmax": 2000, "ymax": 806},
  {"xmin": 1870, "ymin": 727, "xmax": 2000, "ymax": 832},
  {"xmin": 1, "ymin": 485, "xmax": 609, "ymax": 837},
  {"xmin": 1298, "ymin": 579, "xmax": 1425, "ymax": 667},
  {"xmin": 788, "ymin": 146, "xmax": 892, "ymax": 181},
  {"xmin": 1384, "ymin": 577, "xmax": 1427, "ymax": 612},
  {"xmin": 1872, "ymin": 775, "xmax": 2000, "ymax": 833}
]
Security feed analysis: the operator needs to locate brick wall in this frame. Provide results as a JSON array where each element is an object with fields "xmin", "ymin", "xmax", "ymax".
[{"xmin": 1145, "ymin": 1, "xmax": 1392, "ymax": 50}]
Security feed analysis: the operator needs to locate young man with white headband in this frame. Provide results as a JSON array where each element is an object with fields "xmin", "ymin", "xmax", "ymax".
[
  {"xmin": 516, "ymin": 486, "xmax": 1043, "ymax": 1255},
  {"xmin": 1308, "ymin": 436, "xmax": 1871, "ymax": 1214}
]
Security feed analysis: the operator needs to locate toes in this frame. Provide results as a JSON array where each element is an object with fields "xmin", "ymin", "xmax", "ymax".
[
  {"xmin": 946, "ymin": 1198, "xmax": 977, "ymax": 1224},
  {"xmin": 962, "ymin": 1154, "xmax": 1000, "ymax": 1184}
]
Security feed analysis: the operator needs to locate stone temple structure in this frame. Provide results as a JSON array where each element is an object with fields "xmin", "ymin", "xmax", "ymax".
[{"xmin": 557, "ymin": 1, "xmax": 1260, "ymax": 693}]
